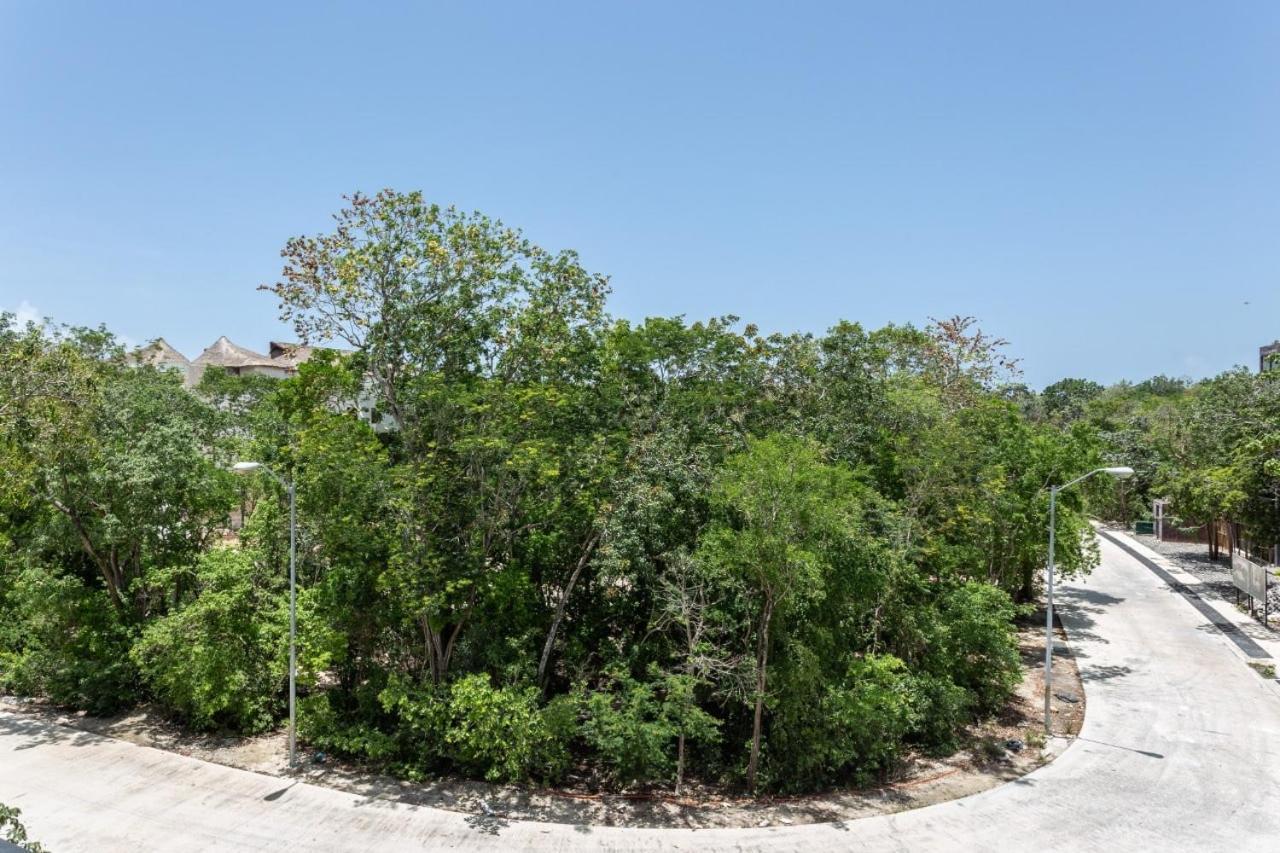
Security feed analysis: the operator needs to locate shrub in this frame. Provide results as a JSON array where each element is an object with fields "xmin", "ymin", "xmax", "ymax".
[
  {"xmin": 442, "ymin": 674, "xmax": 565, "ymax": 783},
  {"xmin": 131, "ymin": 548, "xmax": 286, "ymax": 732},
  {"xmin": 926, "ymin": 582, "xmax": 1021, "ymax": 714},
  {"xmin": 909, "ymin": 672, "xmax": 971, "ymax": 752},
  {"xmin": 581, "ymin": 667, "xmax": 683, "ymax": 788},
  {"xmin": 375, "ymin": 674, "xmax": 448, "ymax": 776},
  {"xmin": 0, "ymin": 568, "xmax": 137, "ymax": 715},
  {"xmin": 297, "ymin": 690, "xmax": 399, "ymax": 761},
  {"xmin": 821, "ymin": 654, "xmax": 922, "ymax": 782},
  {"xmin": 533, "ymin": 691, "xmax": 581, "ymax": 782},
  {"xmin": 764, "ymin": 651, "xmax": 923, "ymax": 790},
  {"xmin": 379, "ymin": 673, "xmax": 575, "ymax": 783}
]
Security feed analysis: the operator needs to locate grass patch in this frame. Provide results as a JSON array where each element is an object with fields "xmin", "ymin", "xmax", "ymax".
[{"xmin": 1247, "ymin": 661, "xmax": 1277, "ymax": 679}]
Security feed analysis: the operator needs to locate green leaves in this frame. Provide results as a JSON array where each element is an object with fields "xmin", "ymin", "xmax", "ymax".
[
  {"xmin": 0, "ymin": 565, "xmax": 138, "ymax": 715},
  {"xmin": 130, "ymin": 548, "xmax": 287, "ymax": 732},
  {"xmin": 581, "ymin": 666, "xmax": 720, "ymax": 788},
  {"xmin": 701, "ymin": 433, "xmax": 858, "ymax": 611},
  {"xmin": 377, "ymin": 672, "xmax": 574, "ymax": 783},
  {"xmin": 2, "ymin": 206, "xmax": 1088, "ymax": 796}
]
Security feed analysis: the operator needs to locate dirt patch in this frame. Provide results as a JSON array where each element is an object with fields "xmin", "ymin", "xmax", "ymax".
[
  {"xmin": 0, "ymin": 621, "xmax": 1083, "ymax": 829},
  {"xmin": 1037, "ymin": 612, "xmax": 1087, "ymax": 738}
]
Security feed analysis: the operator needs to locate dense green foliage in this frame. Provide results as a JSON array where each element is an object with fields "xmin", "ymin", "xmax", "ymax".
[
  {"xmin": 131, "ymin": 548, "xmax": 287, "ymax": 732},
  {"xmin": 0, "ymin": 566, "xmax": 137, "ymax": 715},
  {"xmin": 1048, "ymin": 370, "xmax": 1280, "ymax": 551},
  {"xmin": 0, "ymin": 190, "xmax": 1112, "ymax": 794}
]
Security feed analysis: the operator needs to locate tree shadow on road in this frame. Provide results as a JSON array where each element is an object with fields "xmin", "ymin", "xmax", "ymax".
[
  {"xmin": 0, "ymin": 712, "xmax": 106, "ymax": 751},
  {"xmin": 1054, "ymin": 586, "xmax": 1126, "ymax": 657},
  {"xmin": 1079, "ymin": 664, "xmax": 1133, "ymax": 682},
  {"xmin": 1064, "ymin": 588, "xmax": 1126, "ymax": 608}
]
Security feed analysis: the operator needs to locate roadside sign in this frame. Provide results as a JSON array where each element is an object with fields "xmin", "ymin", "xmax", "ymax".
[
  {"xmin": 1231, "ymin": 552, "xmax": 1268, "ymax": 603},
  {"xmin": 1231, "ymin": 549, "xmax": 1271, "ymax": 627}
]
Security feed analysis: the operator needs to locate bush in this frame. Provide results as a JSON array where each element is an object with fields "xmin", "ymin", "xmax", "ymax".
[
  {"xmin": 822, "ymin": 654, "xmax": 922, "ymax": 781},
  {"xmin": 297, "ymin": 689, "xmax": 399, "ymax": 761},
  {"xmin": 537, "ymin": 691, "xmax": 582, "ymax": 779},
  {"xmin": 131, "ymin": 548, "xmax": 286, "ymax": 732},
  {"xmin": 0, "ymin": 568, "xmax": 138, "ymax": 715},
  {"xmin": 926, "ymin": 582, "xmax": 1021, "ymax": 713},
  {"xmin": 661, "ymin": 673, "xmax": 721, "ymax": 753},
  {"xmin": 763, "ymin": 652, "xmax": 922, "ymax": 790},
  {"xmin": 581, "ymin": 667, "xmax": 688, "ymax": 788},
  {"xmin": 909, "ymin": 672, "xmax": 971, "ymax": 752},
  {"xmin": 442, "ymin": 673, "xmax": 572, "ymax": 783},
  {"xmin": 376, "ymin": 674, "xmax": 448, "ymax": 772},
  {"xmin": 379, "ymin": 673, "xmax": 575, "ymax": 783}
]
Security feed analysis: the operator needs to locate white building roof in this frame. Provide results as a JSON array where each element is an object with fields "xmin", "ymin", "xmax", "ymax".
[
  {"xmin": 191, "ymin": 336, "xmax": 280, "ymax": 369},
  {"xmin": 130, "ymin": 337, "xmax": 190, "ymax": 368}
]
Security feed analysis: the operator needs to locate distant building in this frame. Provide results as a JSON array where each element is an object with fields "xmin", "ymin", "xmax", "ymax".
[
  {"xmin": 133, "ymin": 336, "xmax": 309, "ymax": 386},
  {"xmin": 1261, "ymin": 341, "xmax": 1280, "ymax": 372},
  {"xmin": 130, "ymin": 336, "xmax": 392, "ymax": 431},
  {"xmin": 129, "ymin": 337, "xmax": 191, "ymax": 377},
  {"xmin": 191, "ymin": 336, "xmax": 293, "ymax": 383},
  {"xmin": 268, "ymin": 341, "xmax": 322, "ymax": 369}
]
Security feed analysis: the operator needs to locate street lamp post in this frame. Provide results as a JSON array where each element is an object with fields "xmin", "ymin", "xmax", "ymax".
[
  {"xmin": 1043, "ymin": 466, "xmax": 1133, "ymax": 735},
  {"xmin": 233, "ymin": 461, "xmax": 297, "ymax": 768}
]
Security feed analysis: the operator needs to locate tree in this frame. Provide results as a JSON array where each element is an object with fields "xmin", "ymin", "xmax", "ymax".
[
  {"xmin": 263, "ymin": 190, "xmax": 610, "ymax": 684},
  {"xmin": 1, "ymin": 321, "xmax": 233, "ymax": 620},
  {"xmin": 653, "ymin": 551, "xmax": 737, "ymax": 793},
  {"xmin": 896, "ymin": 397, "xmax": 1099, "ymax": 599},
  {"xmin": 919, "ymin": 315, "xmax": 1020, "ymax": 410},
  {"xmin": 697, "ymin": 434, "xmax": 854, "ymax": 790},
  {"xmin": 1041, "ymin": 378, "xmax": 1104, "ymax": 424}
]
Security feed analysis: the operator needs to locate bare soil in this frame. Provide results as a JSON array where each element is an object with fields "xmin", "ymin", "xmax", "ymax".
[{"xmin": 1, "ymin": 620, "xmax": 1083, "ymax": 830}]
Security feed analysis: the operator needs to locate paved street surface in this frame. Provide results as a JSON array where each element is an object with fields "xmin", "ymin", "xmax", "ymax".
[{"xmin": 2, "ymin": 530, "xmax": 1279, "ymax": 852}]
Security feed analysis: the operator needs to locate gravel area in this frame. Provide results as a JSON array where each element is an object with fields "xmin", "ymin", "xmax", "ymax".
[{"xmin": 1130, "ymin": 532, "xmax": 1280, "ymax": 631}]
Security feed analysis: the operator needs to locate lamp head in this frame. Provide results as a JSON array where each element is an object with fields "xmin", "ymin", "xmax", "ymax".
[
  {"xmin": 1102, "ymin": 466, "xmax": 1135, "ymax": 479},
  {"xmin": 232, "ymin": 461, "xmax": 263, "ymax": 475}
]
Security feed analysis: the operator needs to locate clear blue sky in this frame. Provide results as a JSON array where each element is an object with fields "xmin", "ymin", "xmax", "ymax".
[{"xmin": 2, "ymin": 2, "xmax": 1278, "ymax": 387}]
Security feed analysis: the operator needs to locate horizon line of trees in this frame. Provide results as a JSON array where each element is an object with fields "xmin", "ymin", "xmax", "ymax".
[
  {"xmin": 1028, "ymin": 372, "xmax": 1280, "ymax": 558},
  {"xmin": 2, "ymin": 190, "xmax": 1114, "ymax": 794}
]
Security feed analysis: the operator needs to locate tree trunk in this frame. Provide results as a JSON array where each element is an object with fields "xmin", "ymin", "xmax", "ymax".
[
  {"xmin": 746, "ymin": 598, "xmax": 773, "ymax": 791},
  {"xmin": 49, "ymin": 495, "xmax": 126, "ymax": 613},
  {"xmin": 675, "ymin": 731, "xmax": 686, "ymax": 796},
  {"xmin": 537, "ymin": 531, "xmax": 600, "ymax": 688}
]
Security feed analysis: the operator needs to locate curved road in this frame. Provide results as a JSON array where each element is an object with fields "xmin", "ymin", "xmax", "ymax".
[{"xmin": 3, "ymin": 531, "xmax": 1279, "ymax": 852}]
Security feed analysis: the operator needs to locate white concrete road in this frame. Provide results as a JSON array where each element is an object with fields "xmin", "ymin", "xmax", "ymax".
[{"xmin": 3, "ymin": 530, "xmax": 1280, "ymax": 852}]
